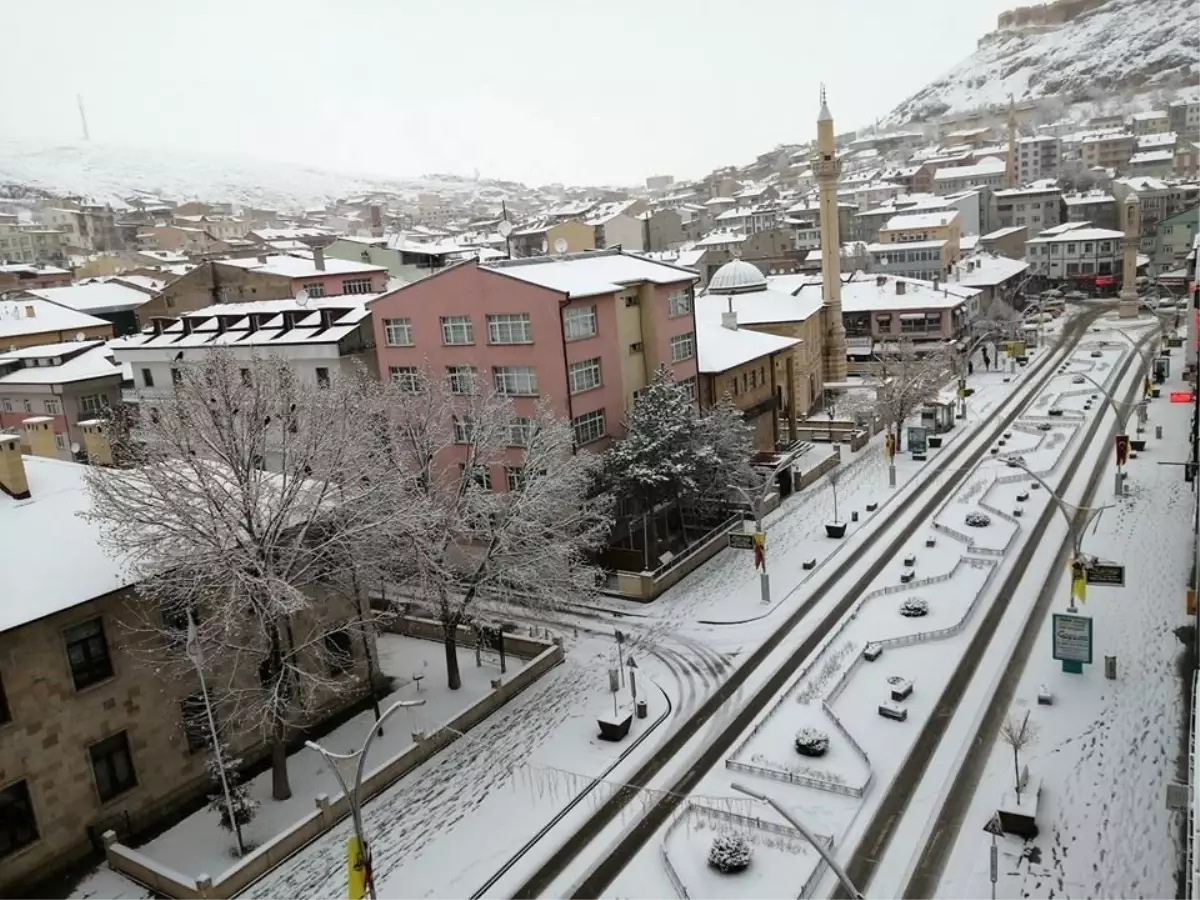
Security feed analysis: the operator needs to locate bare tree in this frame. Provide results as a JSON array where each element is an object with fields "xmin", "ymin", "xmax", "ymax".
[
  {"xmin": 999, "ymin": 710, "xmax": 1039, "ymax": 802},
  {"xmin": 82, "ymin": 350, "xmax": 390, "ymax": 800},
  {"xmin": 870, "ymin": 339, "xmax": 955, "ymax": 452},
  {"xmin": 368, "ymin": 368, "xmax": 612, "ymax": 691}
]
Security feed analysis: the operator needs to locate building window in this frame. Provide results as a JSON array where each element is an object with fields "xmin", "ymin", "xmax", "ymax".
[
  {"xmin": 668, "ymin": 289, "xmax": 692, "ymax": 318},
  {"xmin": 680, "ymin": 376, "xmax": 698, "ymax": 402},
  {"xmin": 563, "ymin": 305, "xmax": 597, "ymax": 341},
  {"xmin": 493, "ymin": 366, "xmax": 538, "ymax": 396},
  {"xmin": 670, "ymin": 332, "xmax": 695, "ymax": 363},
  {"xmin": 452, "ymin": 416, "xmax": 475, "ymax": 444},
  {"xmin": 572, "ymin": 409, "xmax": 606, "ymax": 445},
  {"xmin": 54, "ymin": 433, "xmax": 67, "ymax": 451},
  {"xmin": 505, "ymin": 466, "xmax": 525, "ymax": 492},
  {"xmin": 315, "ymin": 367, "xmax": 330, "ymax": 389},
  {"xmin": 0, "ymin": 670, "xmax": 9, "ymax": 725},
  {"xmin": 22, "ymin": 399, "xmax": 32, "ymax": 413},
  {"xmin": 180, "ymin": 693, "xmax": 211, "ymax": 753},
  {"xmin": 440, "ymin": 315, "xmax": 474, "ymax": 345},
  {"xmin": 324, "ymin": 630, "xmax": 354, "ymax": 675},
  {"xmin": 44, "ymin": 398, "xmax": 61, "ymax": 415},
  {"xmin": 64, "ymin": 617, "xmax": 113, "ymax": 690},
  {"xmin": 461, "ymin": 464, "xmax": 492, "ymax": 491},
  {"xmin": 0, "ymin": 398, "xmax": 10, "ymax": 413},
  {"xmin": 749, "ymin": 369, "xmax": 757, "ymax": 389},
  {"xmin": 509, "ymin": 417, "xmax": 535, "ymax": 447},
  {"xmin": 925, "ymin": 313, "xmax": 941, "ymax": 331},
  {"xmin": 341, "ymin": 278, "xmax": 373, "ymax": 295},
  {"xmin": 0, "ymin": 780, "xmax": 37, "ymax": 858},
  {"xmin": 875, "ymin": 314, "xmax": 892, "ymax": 333},
  {"xmin": 240, "ymin": 368, "xmax": 252, "ymax": 387},
  {"xmin": 89, "ymin": 731, "xmax": 137, "ymax": 802},
  {"xmin": 447, "ymin": 365, "xmax": 478, "ymax": 395},
  {"xmin": 383, "ymin": 318, "xmax": 413, "ymax": 346},
  {"xmin": 389, "ymin": 366, "xmax": 421, "ymax": 391},
  {"xmin": 80, "ymin": 394, "xmax": 110, "ymax": 414},
  {"xmin": 171, "ymin": 367, "xmax": 183, "ymax": 387},
  {"xmin": 568, "ymin": 358, "xmax": 602, "ymax": 394},
  {"xmin": 487, "ymin": 313, "xmax": 533, "ymax": 344}
]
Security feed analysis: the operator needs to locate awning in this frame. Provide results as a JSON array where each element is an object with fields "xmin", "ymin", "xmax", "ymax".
[{"xmin": 899, "ymin": 313, "xmax": 926, "ymax": 320}]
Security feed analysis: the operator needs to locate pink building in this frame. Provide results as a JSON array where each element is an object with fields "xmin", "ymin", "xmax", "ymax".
[{"xmin": 369, "ymin": 250, "xmax": 699, "ymax": 488}]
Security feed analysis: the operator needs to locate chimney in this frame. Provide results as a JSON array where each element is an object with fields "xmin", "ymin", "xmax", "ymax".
[
  {"xmin": 896, "ymin": 280, "xmax": 907, "ymax": 295},
  {"xmin": 0, "ymin": 432, "xmax": 29, "ymax": 499},
  {"xmin": 933, "ymin": 276, "xmax": 939, "ymax": 290},
  {"xmin": 79, "ymin": 419, "xmax": 113, "ymax": 466},
  {"xmin": 257, "ymin": 253, "xmax": 268, "ymax": 264},
  {"xmin": 876, "ymin": 274, "xmax": 887, "ymax": 287},
  {"xmin": 24, "ymin": 304, "xmax": 35, "ymax": 319},
  {"xmin": 313, "ymin": 246, "xmax": 326, "ymax": 271},
  {"xmin": 151, "ymin": 316, "xmax": 171, "ymax": 336},
  {"xmin": 319, "ymin": 308, "xmax": 335, "ymax": 329},
  {"xmin": 181, "ymin": 317, "xmax": 195, "ymax": 335},
  {"xmin": 22, "ymin": 417, "xmax": 57, "ymax": 459},
  {"xmin": 721, "ymin": 310, "xmax": 739, "ymax": 330}
]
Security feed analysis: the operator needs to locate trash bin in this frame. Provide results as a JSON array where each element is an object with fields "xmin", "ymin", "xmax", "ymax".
[
  {"xmin": 636, "ymin": 699, "xmax": 648, "ymax": 719},
  {"xmin": 1105, "ymin": 655, "xmax": 1117, "ymax": 680}
]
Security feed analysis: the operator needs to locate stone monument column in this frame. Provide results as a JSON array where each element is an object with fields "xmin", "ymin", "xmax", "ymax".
[{"xmin": 1118, "ymin": 192, "xmax": 1141, "ymax": 319}]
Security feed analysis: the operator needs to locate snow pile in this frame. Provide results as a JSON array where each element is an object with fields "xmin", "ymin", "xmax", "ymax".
[
  {"xmin": 899, "ymin": 597, "xmax": 930, "ymax": 618},
  {"xmin": 883, "ymin": 0, "xmax": 1199, "ymax": 126},
  {"xmin": 794, "ymin": 727, "xmax": 832, "ymax": 757},
  {"xmin": 965, "ymin": 512, "xmax": 992, "ymax": 527},
  {"xmin": 707, "ymin": 833, "xmax": 753, "ymax": 873}
]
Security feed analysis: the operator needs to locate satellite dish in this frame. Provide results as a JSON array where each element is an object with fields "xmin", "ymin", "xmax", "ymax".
[
  {"xmin": 75, "ymin": 331, "xmax": 86, "ymax": 342},
  {"xmin": 497, "ymin": 220, "xmax": 513, "ymax": 238},
  {"xmin": 295, "ymin": 289, "xmax": 310, "ymax": 307},
  {"xmin": 553, "ymin": 238, "xmax": 568, "ymax": 255},
  {"xmin": 70, "ymin": 442, "xmax": 80, "ymax": 454}
]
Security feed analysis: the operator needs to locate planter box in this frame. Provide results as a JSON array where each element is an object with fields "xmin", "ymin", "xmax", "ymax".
[
  {"xmin": 825, "ymin": 522, "xmax": 847, "ymax": 539},
  {"xmin": 597, "ymin": 713, "xmax": 633, "ymax": 741},
  {"xmin": 1130, "ymin": 439, "xmax": 1147, "ymax": 452},
  {"xmin": 927, "ymin": 436, "xmax": 943, "ymax": 449}
]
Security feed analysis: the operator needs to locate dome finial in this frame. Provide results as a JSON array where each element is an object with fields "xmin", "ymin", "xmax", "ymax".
[{"xmin": 818, "ymin": 84, "xmax": 833, "ymax": 123}]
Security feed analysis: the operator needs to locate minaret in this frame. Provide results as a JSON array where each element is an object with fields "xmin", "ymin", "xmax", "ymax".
[
  {"xmin": 1118, "ymin": 192, "xmax": 1141, "ymax": 319},
  {"xmin": 1004, "ymin": 95, "xmax": 1018, "ymax": 189},
  {"xmin": 814, "ymin": 86, "xmax": 848, "ymax": 384}
]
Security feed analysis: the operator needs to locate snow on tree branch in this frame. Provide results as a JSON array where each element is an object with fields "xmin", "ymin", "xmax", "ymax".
[{"xmin": 869, "ymin": 338, "xmax": 956, "ymax": 450}]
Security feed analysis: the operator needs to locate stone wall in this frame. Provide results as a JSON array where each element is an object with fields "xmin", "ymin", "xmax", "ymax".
[{"xmin": 994, "ymin": 0, "xmax": 1108, "ymax": 33}]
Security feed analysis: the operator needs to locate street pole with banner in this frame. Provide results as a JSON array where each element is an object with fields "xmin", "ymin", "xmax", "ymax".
[
  {"xmin": 186, "ymin": 611, "xmax": 244, "ymax": 857},
  {"xmin": 885, "ymin": 431, "xmax": 897, "ymax": 487}
]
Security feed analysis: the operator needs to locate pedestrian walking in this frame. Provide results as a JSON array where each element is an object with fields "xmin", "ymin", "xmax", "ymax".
[
  {"xmin": 982, "ymin": 350, "xmax": 991, "ymax": 370},
  {"xmin": 968, "ymin": 360, "xmax": 975, "ymax": 375}
]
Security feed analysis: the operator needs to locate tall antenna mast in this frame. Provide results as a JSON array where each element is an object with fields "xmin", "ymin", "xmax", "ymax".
[{"xmin": 77, "ymin": 94, "xmax": 90, "ymax": 142}]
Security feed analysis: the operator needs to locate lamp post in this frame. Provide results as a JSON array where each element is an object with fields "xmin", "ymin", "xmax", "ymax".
[
  {"xmin": 730, "ymin": 782, "xmax": 865, "ymax": 899},
  {"xmin": 731, "ymin": 455, "xmax": 796, "ymax": 605},
  {"xmin": 1005, "ymin": 459, "xmax": 1110, "ymax": 613},
  {"xmin": 1067, "ymin": 368, "xmax": 1147, "ymax": 494},
  {"xmin": 305, "ymin": 699, "xmax": 426, "ymax": 900}
]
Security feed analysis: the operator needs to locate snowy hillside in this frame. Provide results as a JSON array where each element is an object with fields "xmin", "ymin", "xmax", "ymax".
[
  {"xmin": 883, "ymin": 0, "xmax": 1199, "ymax": 126},
  {"xmin": 0, "ymin": 140, "xmax": 517, "ymax": 210}
]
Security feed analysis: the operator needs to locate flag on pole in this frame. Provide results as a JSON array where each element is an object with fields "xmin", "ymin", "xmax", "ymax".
[
  {"xmin": 753, "ymin": 532, "xmax": 766, "ymax": 570},
  {"xmin": 185, "ymin": 610, "xmax": 204, "ymax": 667},
  {"xmin": 1070, "ymin": 561, "xmax": 1088, "ymax": 605}
]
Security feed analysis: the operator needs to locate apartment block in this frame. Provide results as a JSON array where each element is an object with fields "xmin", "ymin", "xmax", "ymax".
[
  {"xmin": 369, "ymin": 250, "xmax": 700, "ymax": 475},
  {"xmin": 867, "ymin": 211, "xmax": 962, "ymax": 281},
  {"xmin": 1016, "ymin": 135, "xmax": 1062, "ymax": 182},
  {"xmin": 991, "ymin": 184, "xmax": 1065, "ymax": 231},
  {"xmin": 1025, "ymin": 224, "xmax": 1126, "ymax": 286}
]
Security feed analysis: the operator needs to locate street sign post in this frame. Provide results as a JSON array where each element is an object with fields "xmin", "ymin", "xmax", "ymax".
[
  {"xmin": 1052, "ymin": 613, "xmax": 1093, "ymax": 674},
  {"xmin": 1085, "ymin": 563, "xmax": 1126, "ymax": 587}
]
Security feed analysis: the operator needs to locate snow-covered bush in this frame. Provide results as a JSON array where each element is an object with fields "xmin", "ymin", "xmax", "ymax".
[
  {"xmin": 965, "ymin": 512, "xmax": 992, "ymax": 527},
  {"xmin": 206, "ymin": 743, "xmax": 258, "ymax": 835},
  {"xmin": 708, "ymin": 832, "xmax": 753, "ymax": 873},
  {"xmin": 899, "ymin": 597, "xmax": 929, "ymax": 617},
  {"xmin": 794, "ymin": 727, "xmax": 831, "ymax": 757}
]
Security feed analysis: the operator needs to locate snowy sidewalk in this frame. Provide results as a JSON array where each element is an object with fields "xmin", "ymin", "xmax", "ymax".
[{"xmin": 934, "ymin": 374, "xmax": 1195, "ymax": 900}]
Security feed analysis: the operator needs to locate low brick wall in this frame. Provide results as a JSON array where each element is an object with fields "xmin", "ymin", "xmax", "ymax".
[
  {"xmin": 104, "ymin": 631, "xmax": 563, "ymax": 899},
  {"xmin": 793, "ymin": 446, "xmax": 841, "ymax": 491}
]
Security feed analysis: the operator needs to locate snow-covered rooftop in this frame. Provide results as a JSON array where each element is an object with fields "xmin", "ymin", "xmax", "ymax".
[
  {"xmin": 867, "ymin": 239, "xmax": 950, "ymax": 252},
  {"xmin": 695, "ymin": 230, "xmax": 748, "ymax": 248},
  {"xmin": 248, "ymin": 227, "xmax": 334, "ymax": 241},
  {"xmin": 216, "ymin": 254, "xmax": 385, "ymax": 279},
  {"xmin": 1063, "ymin": 192, "xmax": 1116, "ymax": 206},
  {"xmin": 793, "ymin": 272, "xmax": 978, "ymax": 312},
  {"xmin": 884, "ymin": 211, "xmax": 959, "ymax": 231},
  {"xmin": 1129, "ymin": 150, "xmax": 1175, "ymax": 165},
  {"xmin": 1027, "ymin": 226, "xmax": 1126, "ymax": 244},
  {"xmin": 0, "ymin": 456, "xmax": 133, "ymax": 634},
  {"xmin": 0, "ymin": 340, "xmax": 123, "ymax": 385},
  {"xmin": 950, "ymin": 253, "xmax": 1029, "ymax": 287},
  {"xmin": 934, "ymin": 157, "xmax": 1007, "ymax": 181},
  {"xmin": 694, "ymin": 295, "xmax": 802, "ymax": 373},
  {"xmin": 0, "ymin": 297, "xmax": 111, "ymax": 340},
  {"xmin": 481, "ymin": 250, "xmax": 696, "ymax": 300},
  {"xmin": 26, "ymin": 281, "xmax": 152, "ymax": 315}
]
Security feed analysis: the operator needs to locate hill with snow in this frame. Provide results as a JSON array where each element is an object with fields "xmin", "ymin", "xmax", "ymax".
[
  {"xmin": 883, "ymin": 0, "xmax": 1199, "ymax": 126},
  {"xmin": 0, "ymin": 140, "xmax": 524, "ymax": 211}
]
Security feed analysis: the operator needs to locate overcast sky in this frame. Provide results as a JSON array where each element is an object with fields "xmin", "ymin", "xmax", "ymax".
[{"xmin": 1, "ymin": 0, "xmax": 1014, "ymax": 186}]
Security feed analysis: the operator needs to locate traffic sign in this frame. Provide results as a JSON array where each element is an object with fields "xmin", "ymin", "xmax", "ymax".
[
  {"xmin": 983, "ymin": 812, "xmax": 1004, "ymax": 836},
  {"xmin": 1085, "ymin": 563, "xmax": 1125, "ymax": 586},
  {"xmin": 728, "ymin": 532, "xmax": 756, "ymax": 550},
  {"xmin": 1171, "ymin": 391, "xmax": 1194, "ymax": 403}
]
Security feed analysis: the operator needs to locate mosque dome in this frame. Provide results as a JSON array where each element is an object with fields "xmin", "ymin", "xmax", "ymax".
[{"xmin": 707, "ymin": 258, "xmax": 768, "ymax": 294}]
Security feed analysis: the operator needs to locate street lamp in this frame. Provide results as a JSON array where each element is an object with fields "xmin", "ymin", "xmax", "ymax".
[
  {"xmin": 730, "ymin": 782, "xmax": 865, "ymax": 899},
  {"xmin": 305, "ymin": 699, "xmax": 426, "ymax": 900},
  {"xmin": 1066, "ymin": 369, "xmax": 1148, "ymax": 494},
  {"xmin": 731, "ymin": 454, "xmax": 797, "ymax": 605},
  {"xmin": 1004, "ymin": 459, "xmax": 1110, "ymax": 613}
]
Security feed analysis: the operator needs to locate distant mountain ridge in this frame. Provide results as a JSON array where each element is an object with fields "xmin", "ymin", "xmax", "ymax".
[{"xmin": 883, "ymin": 0, "xmax": 1199, "ymax": 126}]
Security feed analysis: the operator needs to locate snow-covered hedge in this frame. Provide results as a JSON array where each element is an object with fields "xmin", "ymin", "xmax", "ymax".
[
  {"xmin": 899, "ymin": 597, "xmax": 929, "ymax": 617},
  {"xmin": 794, "ymin": 727, "xmax": 831, "ymax": 757},
  {"xmin": 708, "ymin": 833, "xmax": 753, "ymax": 873},
  {"xmin": 965, "ymin": 512, "xmax": 992, "ymax": 527}
]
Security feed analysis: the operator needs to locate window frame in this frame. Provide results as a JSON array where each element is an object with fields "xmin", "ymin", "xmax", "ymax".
[
  {"xmin": 324, "ymin": 629, "xmax": 354, "ymax": 676},
  {"xmin": 572, "ymin": 409, "xmax": 606, "ymax": 445},
  {"xmin": 667, "ymin": 288, "xmax": 692, "ymax": 319},
  {"xmin": 493, "ymin": 366, "xmax": 539, "ymax": 397},
  {"xmin": 440, "ymin": 315, "xmax": 475, "ymax": 346},
  {"xmin": 486, "ymin": 313, "xmax": 534, "ymax": 345},
  {"xmin": 383, "ymin": 317, "xmax": 413, "ymax": 347},
  {"xmin": 389, "ymin": 366, "xmax": 421, "ymax": 392},
  {"xmin": 505, "ymin": 466, "xmax": 526, "ymax": 492},
  {"xmin": 562, "ymin": 305, "xmax": 597, "ymax": 341},
  {"xmin": 341, "ymin": 278, "xmax": 374, "ymax": 295},
  {"xmin": 63, "ymin": 617, "xmax": 114, "ymax": 691},
  {"xmin": 180, "ymin": 692, "xmax": 211, "ymax": 754},
  {"xmin": 0, "ymin": 780, "xmax": 38, "ymax": 859},
  {"xmin": 670, "ymin": 331, "xmax": 696, "ymax": 363},
  {"xmin": 568, "ymin": 357, "xmax": 602, "ymax": 394},
  {"xmin": 447, "ymin": 365, "xmax": 478, "ymax": 395},
  {"xmin": 89, "ymin": 731, "xmax": 138, "ymax": 803},
  {"xmin": 508, "ymin": 417, "xmax": 535, "ymax": 447}
]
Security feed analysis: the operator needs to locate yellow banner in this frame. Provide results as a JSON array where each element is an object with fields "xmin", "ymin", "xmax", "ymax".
[
  {"xmin": 348, "ymin": 837, "xmax": 367, "ymax": 900},
  {"xmin": 1070, "ymin": 562, "xmax": 1087, "ymax": 605}
]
